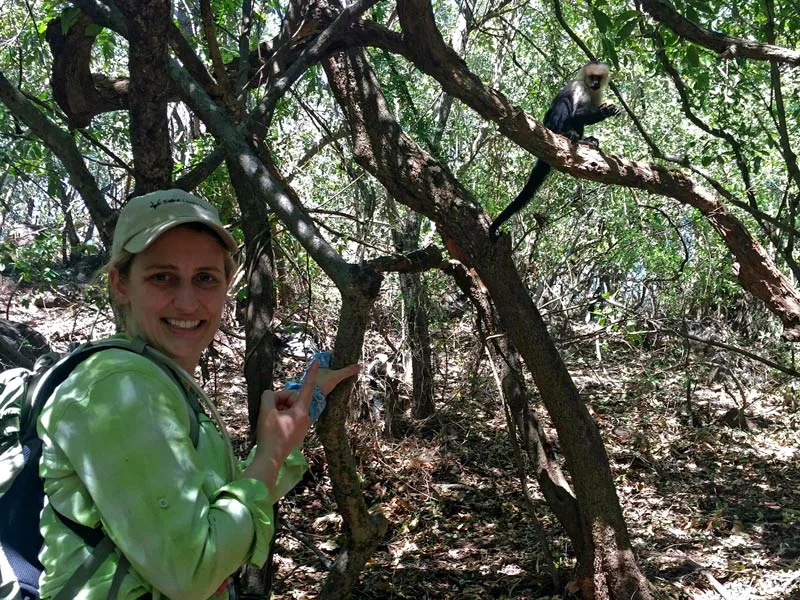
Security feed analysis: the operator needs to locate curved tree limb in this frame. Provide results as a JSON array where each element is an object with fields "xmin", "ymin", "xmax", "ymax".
[
  {"xmin": 45, "ymin": 13, "xmax": 130, "ymax": 128},
  {"xmin": 637, "ymin": 0, "xmax": 800, "ymax": 66},
  {"xmin": 650, "ymin": 31, "xmax": 756, "ymax": 204},
  {"xmin": 0, "ymin": 69, "xmax": 114, "ymax": 245},
  {"xmin": 551, "ymin": 0, "xmax": 800, "ymax": 260},
  {"xmin": 646, "ymin": 27, "xmax": 800, "ymax": 282},
  {"xmin": 362, "ymin": 245, "xmax": 443, "ymax": 273}
]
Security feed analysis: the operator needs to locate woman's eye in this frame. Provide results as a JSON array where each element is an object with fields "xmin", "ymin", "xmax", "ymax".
[
  {"xmin": 196, "ymin": 273, "xmax": 219, "ymax": 285},
  {"xmin": 148, "ymin": 273, "xmax": 173, "ymax": 284}
]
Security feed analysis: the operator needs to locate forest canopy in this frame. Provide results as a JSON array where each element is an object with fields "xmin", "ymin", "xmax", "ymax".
[{"xmin": 1, "ymin": 0, "xmax": 799, "ymax": 598}]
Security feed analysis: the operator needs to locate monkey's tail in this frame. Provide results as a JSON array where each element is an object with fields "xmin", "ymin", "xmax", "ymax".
[{"xmin": 489, "ymin": 159, "xmax": 551, "ymax": 241}]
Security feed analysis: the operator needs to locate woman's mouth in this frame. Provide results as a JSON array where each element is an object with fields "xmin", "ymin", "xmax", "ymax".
[{"xmin": 165, "ymin": 318, "xmax": 202, "ymax": 330}]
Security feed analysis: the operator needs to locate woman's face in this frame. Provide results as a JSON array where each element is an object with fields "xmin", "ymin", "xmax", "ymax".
[{"xmin": 109, "ymin": 225, "xmax": 230, "ymax": 372}]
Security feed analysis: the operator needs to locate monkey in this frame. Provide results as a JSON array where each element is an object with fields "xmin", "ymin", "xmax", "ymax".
[{"xmin": 489, "ymin": 61, "xmax": 620, "ymax": 242}]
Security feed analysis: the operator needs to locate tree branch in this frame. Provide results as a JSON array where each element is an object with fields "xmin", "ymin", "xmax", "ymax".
[
  {"xmin": 0, "ymin": 69, "xmax": 115, "ymax": 245},
  {"xmin": 362, "ymin": 246, "xmax": 443, "ymax": 273},
  {"xmin": 638, "ymin": 0, "xmax": 800, "ymax": 66}
]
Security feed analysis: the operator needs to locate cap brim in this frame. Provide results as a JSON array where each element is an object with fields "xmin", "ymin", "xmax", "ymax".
[{"xmin": 123, "ymin": 216, "xmax": 238, "ymax": 254}]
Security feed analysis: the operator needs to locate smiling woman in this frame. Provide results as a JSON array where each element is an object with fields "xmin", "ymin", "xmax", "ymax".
[
  {"xmin": 108, "ymin": 223, "xmax": 233, "ymax": 373},
  {"xmin": 32, "ymin": 189, "xmax": 360, "ymax": 600}
]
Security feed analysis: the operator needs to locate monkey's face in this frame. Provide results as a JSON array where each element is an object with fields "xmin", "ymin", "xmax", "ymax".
[
  {"xmin": 582, "ymin": 62, "xmax": 610, "ymax": 90},
  {"xmin": 587, "ymin": 75, "xmax": 605, "ymax": 90}
]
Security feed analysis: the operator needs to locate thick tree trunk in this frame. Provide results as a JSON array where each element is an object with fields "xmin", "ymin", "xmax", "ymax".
[
  {"xmin": 117, "ymin": 0, "xmax": 174, "ymax": 194},
  {"xmin": 227, "ymin": 156, "xmax": 281, "ymax": 597},
  {"xmin": 323, "ymin": 42, "xmax": 654, "ymax": 600},
  {"xmin": 392, "ymin": 212, "xmax": 435, "ymax": 419},
  {"xmin": 228, "ymin": 158, "xmax": 280, "ymax": 434},
  {"xmin": 316, "ymin": 276, "xmax": 389, "ymax": 599}
]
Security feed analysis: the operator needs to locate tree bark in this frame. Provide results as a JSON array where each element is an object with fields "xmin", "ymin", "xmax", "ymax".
[
  {"xmin": 45, "ymin": 14, "xmax": 129, "ymax": 128},
  {"xmin": 443, "ymin": 259, "xmax": 586, "ymax": 560},
  {"xmin": 316, "ymin": 269, "xmax": 389, "ymax": 599},
  {"xmin": 117, "ymin": 0, "xmax": 174, "ymax": 194},
  {"xmin": 638, "ymin": 0, "xmax": 800, "ymax": 65},
  {"xmin": 391, "ymin": 212, "xmax": 435, "ymax": 419},
  {"xmin": 226, "ymin": 158, "xmax": 278, "ymax": 434}
]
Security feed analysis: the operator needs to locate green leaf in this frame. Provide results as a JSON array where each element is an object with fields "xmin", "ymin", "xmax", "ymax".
[
  {"xmin": 618, "ymin": 17, "xmax": 639, "ymax": 40},
  {"xmin": 85, "ymin": 23, "xmax": 104, "ymax": 37},
  {"xmin": 602, "ymin": 38, "xmax": 620, "ymax": 69},
  {"xmin": 617, "ymin": 9, "xmax": 641, "ymax": 20},
  {"xmin": 592, "ymin": 8, "xmax": 612, "ymax": 33},
  {"xmin": 695, "ymin": 71, "xmax": 710, "ymax": 92},
  {"xmin": 686, "ymin": 46, "xmax": 700, "ymax": 67}
]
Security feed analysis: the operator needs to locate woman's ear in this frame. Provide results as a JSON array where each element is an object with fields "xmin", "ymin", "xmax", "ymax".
[{"xmin": 108, "ymin": 267, "xmax": 130, "ymax": 305}]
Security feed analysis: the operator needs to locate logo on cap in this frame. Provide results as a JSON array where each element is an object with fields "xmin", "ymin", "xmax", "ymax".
[{"xmin": 149, "ymin": 197, "xmax": 207, "ymax": 210}]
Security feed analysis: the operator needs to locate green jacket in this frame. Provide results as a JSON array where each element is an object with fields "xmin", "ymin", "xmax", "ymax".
[{"xmin": 36, "ymin": 338, "xmax": 307, "ymax": 599}]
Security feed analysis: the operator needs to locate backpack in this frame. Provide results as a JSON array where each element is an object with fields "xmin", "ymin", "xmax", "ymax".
[{"xmin": 0, "ymin": 336, "xmax": 201, "ymax": 600}]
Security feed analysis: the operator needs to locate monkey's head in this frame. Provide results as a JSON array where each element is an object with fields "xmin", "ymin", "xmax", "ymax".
[{"xmin": 581, "ymin": 61, "xmax": 610, "ymax": 91}]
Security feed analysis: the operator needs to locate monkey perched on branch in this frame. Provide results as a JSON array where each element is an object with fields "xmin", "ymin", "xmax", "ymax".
[{"xmin": 489, "ymin": 62, "xmax": 620, "ymax": 242}]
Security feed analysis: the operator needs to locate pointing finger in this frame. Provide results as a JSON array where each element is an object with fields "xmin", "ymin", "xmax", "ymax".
[{"xmin": 295, "ymin": 359, "xmax": 319, "ymax": 413}]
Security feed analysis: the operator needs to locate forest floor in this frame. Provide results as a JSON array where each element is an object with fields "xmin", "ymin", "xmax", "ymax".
[{"xmin": 4, "ymin": 281, "xmax": 800, "ymax": 600}]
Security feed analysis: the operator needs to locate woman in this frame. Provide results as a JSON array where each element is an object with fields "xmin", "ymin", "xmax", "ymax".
[{"xmin": 36, "ymin": 189, "xmax": 359, "ymax": 599}]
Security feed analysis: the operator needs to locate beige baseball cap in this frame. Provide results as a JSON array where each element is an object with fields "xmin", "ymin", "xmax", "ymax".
[{"xmin": 111, "ymin": 189, "xmax": 238, "ymax": 260}]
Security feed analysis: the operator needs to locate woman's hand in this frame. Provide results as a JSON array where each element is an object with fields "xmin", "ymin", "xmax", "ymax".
[
  {"xmin": 315, "ymin": 362, "xmax": 362, "ymax": 396},
  {"xmin": 243, "ymin": 360, "xmax": 360, "ymax": 488}
]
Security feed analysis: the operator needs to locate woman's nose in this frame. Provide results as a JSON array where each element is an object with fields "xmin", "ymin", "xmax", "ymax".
[{"xmin": 173, "ymin": 283, "xmax": 200, "ymax": 311}]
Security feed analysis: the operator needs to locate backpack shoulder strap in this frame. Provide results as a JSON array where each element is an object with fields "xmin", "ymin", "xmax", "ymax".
[
  {"xmin": 136, "ymin": 340, "xmax": 202, "ymax": 448},
  {"xmin": 52, "ymin": 537, "xmax": 116, "ymax": 600},
  {"xmin": 25, "ymin": 337, "xmax": 200, "ymax": 448}
]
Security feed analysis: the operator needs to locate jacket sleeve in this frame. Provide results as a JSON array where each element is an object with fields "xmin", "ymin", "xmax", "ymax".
[{"xmin": 39, "ymin": 356, "xmax": 303, "ymax": 600}]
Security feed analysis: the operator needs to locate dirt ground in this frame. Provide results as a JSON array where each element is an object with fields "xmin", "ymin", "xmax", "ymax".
[{"xmin": 5, "ymin": 282, "xmax": 799, "ymax": 600}]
